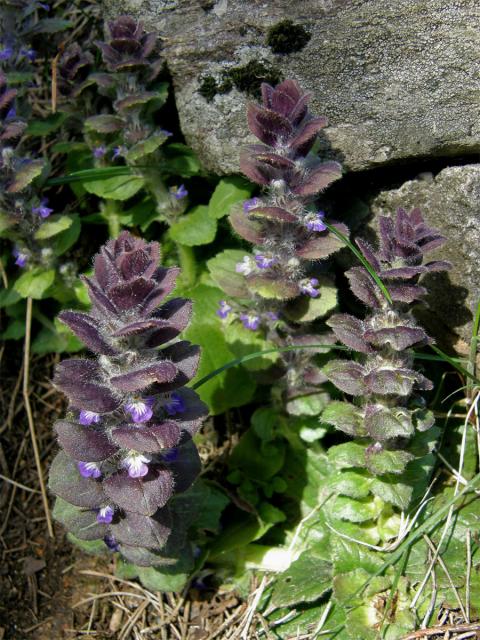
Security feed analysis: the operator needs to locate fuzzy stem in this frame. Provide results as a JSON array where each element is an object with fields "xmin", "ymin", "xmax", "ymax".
[{"xmin": 176, "ymin": 243, "xmax": 197, "ymax": 288}]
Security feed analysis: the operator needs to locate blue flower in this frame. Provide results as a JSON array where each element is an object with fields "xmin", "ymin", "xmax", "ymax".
[
  {"xmin": 93, "ymin": 145, "xmax": 107, "ymax": 159},
  {"xmin": 32, "ymin": 198, "xmax": 53, "ymax": 219},
  {"xmin": 216, "ymin": 300, "xmax": 232, "ymax": 319},
  {"xmin": 122, "ymin": 452, "xmax": 150, "ymax": 478},
  {"xmin": 0, "ymin": 46, "xmax": 13, "ymax": 61},
  {"xmin": 243, "ymin": 197, "xmax": 260, "ymax": 214},
  {"xmin": 104, "ymin": 534, "xmax": 120, "ymax": 551},
  {"xmin": 305, "ymin": 211, "xmax": 327, "ymax": 232},
  {"xmin": 170, "ymin": 184, "xmax": 188, "ymax": 200},
  {"xmin": 12, "ymin": 247, "xmax": 28, "ymax": 268},
  {"xmin": 164, "ymin": 393, "xmax": 185, "ymax": 416},
  {"xmin": 97, "ymin": 505, "xmax": 114, "ymax": 524},
  {"xmin": 77, "ymin": 461, "xmax": 102, "ymax": 479},
  {"xmin": 79, "ymin": 410, "xmax": 101, "ymax": 426},
  {"xmin": 125, "ymin": 397, "xmax": 154, "ymax": 423},
  {"xmin": 299, "ymin": 277, "xmax": 320, "ymax": 298},
  {"xmin": 254, "ymin": 253, "xmax": 277, "ymax": 269},
  {"xmin": 240, "ymin": 313, "xmax": 261, "ymax": 331}
]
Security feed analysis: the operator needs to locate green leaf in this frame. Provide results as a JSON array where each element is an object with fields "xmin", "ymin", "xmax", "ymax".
[
  {"xmin": 329, "ymin": 442, "xmax": 367, "ymax": 470},
  {"xmin": 322, "ymin": 401, "xmax": 364, "ymax": 436},
  {"xmin": 84, "ymin": 114, "xmax": 125, "ymax": 133},
  {"xmin": 126, "ymin": 131, "xmax": 170, "ymax": 162},
  {"xmin": 284, "ymin": 276, "xmax": 337, "ymax": 321},
  {"xmin": 32, "ymin": 318, "xmax": 83, "ymax": 354},
  {"xmin": 332, "ymin": 494, "xmax": 384, "ymax": 523},
  {"xmin": 229, "ymin": 429, "xmax": 285, "ymax": 480},
  {"xmin": 370, "ymin": 477, "xmax": 413, "ymax": 510},
  {"xmin": 0, "ymin": 211, "xmax": 14, "ymax": 236},
  {"xmin": 83, "ymin": 173, "xmax": 145, "ymax": 200},
  {"xmin": 246, "ymin": 274, "xmax": 299, "ymax": 299},
  {"xmin": 0, "ymin": 287, "xmax": 21, "ymax": 308},
  {"xmin": 5, "ymin": 71, "xmax": 34, "ymax": 85},
  {"xmin": 327, "ymin": 471, "xmax": 372, "ymax": 500},
  {"xmin": 23, "ymin": 18, "xmax": 72, "ymax": 34},
  {"xmin": 180, "ymin": 284, "xmax": 255, "ymax": 414},
  {"xmin": 223, "ymin": 321, "xmax": 278, "ymax": 371},
  {"xmin": 67, "ymin": 534, "xmax": 107, "ymax": 556},
  {"xmin": 270, "ymin": 553, "xmax": 332, "ymax": 608},
  {"xmin": 251, "ymin": 407, "xmax": 278, "ymax": 442},
  {"xmin": 14, "ymin": 268, "xmax": 55, "ymax": 299},
  {"xmin": 286, "ymin": 392, "xmax": 330, "ymax": 416},
  {"xmin": 365, "ymin": 448, "xmax": 414, "ymax": 475},
  {"xmin": 169, "ymin": 205, "xmax": 217, "ymax": 246},
  {"xmin": 8, "ymin": 159, "xmax": 45, "ymax": 193},
  {"xmin": 207, "ymin": 249, "xmax": 250, "ymax": 297},
  {"xmin": 50, "ymin": 214, "xmax": 81, "ymax": 256},
  {"xmin": 34, "ymin": 214, "xmax": 73, "ymax": 239},
  {"xmin": 163, "ymin": 143, "xmax": 201, "ymax": 177},
  {"xmin": 171, "ymin": 479, "xmax": 229, "ymax": 532},
  {"xmin": 27, "ymin": 112, "xmax": 69, "ymax": 136},
  {"xmin": 0, "ymin": 319, "xmax": 25, "ymax": 340},
  {"xmin": 136, "ymin": 566, "xmax": 189, "ymax": 593},
  {"xmin": 208, "ymin": 176, "xmax": 253, "ymax": 219}
]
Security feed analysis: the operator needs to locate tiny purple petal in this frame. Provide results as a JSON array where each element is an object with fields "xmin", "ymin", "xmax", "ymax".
[
  {"xmin": 265, "ymin": 311, "xmax": 279, "ymax": 321},
  {"xmin": 123, "ymin": 453, "xmax": 150, "ymax": 478},
  {"xmin": 243, "ymin": 197, "xmax": 260, "ymax": 214},
  {"xmin": 160, "ymin": 129, "xmax": 173, "ymax": 137},
  {"xmin": 305, "ymin": 211, "xmax": 327, "ymax": 232},
  {"xmin": 104, "ymin": 533, "xmax": 120, "ymax": 551},
  {"xmin": 6, "ymin": 107, "xmax": 16, "ymax": 120},
  {"xmin": 112, "ymin": 146, "xmax": 125, "ymax": 159},
  {"xmin": 0, "ymin": 46, "xmax": 13, "ymax": 61},
  {"xmin": 78, "ymin": 461, "xmax": 102, "ymax": 479},
  {"xmin": 164, "ymin": 393, "xmax": 185, "ymax": 416},
  {"xmin": 12, "ymin": 248, "xmax": 28, "ymax": 268},
  {"xmin": 236, "ymin": 256, "xmax": 254, "ymax": 276},
  {"xmin": 254, "ymin": 253, "xmax": 277, "ymax": 269},
  {"xmin": 93, "ymin": 145, "xmax": 107, "ymax": 159},
  {"xmin": 32, "ymin": 198, "xmax": 53, "ymax": 219},
  {"xmin": 162, "ymin": 448, "xmax": 179, "ymax": 462},
  {"xmin": 20, "ymin": 48, "xmax": 36, "ymax": 61},
  {"xmin": 170, "ymin": 184, "xmax": 188, "ymax": 200},
  {"xmin": 299, "ymin": 278, "xmax": 320, "ymax": 298},
  {"xmin": 216, "ymin": 300, "xmax": 232, "ymax": 320},
  {"xmin": 79, "ymin": 410, "xmax": 101, "ymax": 426},
  {"xmin": 125, "ymin": 397, "xmax": 154, "ymax": 423},
  {"xmin": 97, "ymin": 505, "xmax": 114, "ymax": 524},
  {"xmin": 240, "ymin": 313, "xmax": 261, "ymax": 331}
]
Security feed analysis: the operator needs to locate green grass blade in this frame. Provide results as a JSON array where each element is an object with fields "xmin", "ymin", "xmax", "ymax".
[
  {"xmin": 47, "ymin": 166, "xmax": 135, "ymax": 186},
  {"xmin": 323, "ymin": 220, "xmax": 393, "ymax": 305},
  {"xmin": 430, "ymin": 344, "xmax": 480, "ymax": 385},
  {"xmin": 191, "ymin": 343, "xmax": 348, "ymax": 390},
  {"xmin": 467, "ymin": 298, "xmax": 480, "ymax": 395}
]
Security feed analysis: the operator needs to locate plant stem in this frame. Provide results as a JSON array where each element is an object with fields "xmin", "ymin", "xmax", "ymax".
[
  {"xmin": 23, "ymin": 297, "xmax": 54, "ymax": 538},
  {"xmin": 103, "ymin": 199, "xmax": 121, "ymax": 238},
  {"xmin": 176, "ymin": 243, "xmax": 196, "ymax": 288}
]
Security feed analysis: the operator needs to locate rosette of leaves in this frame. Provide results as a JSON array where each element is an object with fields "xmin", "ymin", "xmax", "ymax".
[
  {"xmin": 321, "ymin": 207, "xmax": 451, "ymax": 539},
  {"xmin": 49, "ymin": 231, "xmax": 208, "ymax": 568},
  {"xmin": 209, "ymin": 79, "xmax": 345, "ymax": 402}
]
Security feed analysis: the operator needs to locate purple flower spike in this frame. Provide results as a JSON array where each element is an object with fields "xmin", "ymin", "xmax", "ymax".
[
  {"xmin": 217, "ymin": 300, "xmax": 232, "ymax": 320},
  {"xmin": 123, "ymin": 452, "xmax": 150, "ymax": 478},
  {"xmin": 32, "ymin": 198, "xmax": 53, "ymax": 219},
  {"xmin": 255, "ymin": 253, "xmax": 277, "ymax": 269},
  {"xmin": 164, "ymin": 393, "xmax": 186, "ymax": 416},
  {"xmin": 125, "ymin": 397, "xmax": 154, "ymax": 423},
  {"xmin": 235, "ymin": 256, "xmax": 254, "ymax": 276},
  {"xmin": 97, "ymin": 505, "xmax": 114, "ymax": 524},
  {"xmin": 79, "ymin": 410, "xmax": 101, "ymax": 426},
  {"xmin": 0, "ymin": 46, "xmax": 13, "ymax": 61},
  {"xmin": 12, "ymin": 248, "xmax": 28, "ymax": 268},
  {"xmin": 104, "ymin": 533, "xmax": 120, "ymax": 551},
  {"xmin": 240, "ymin": 313, "xmax": 261, "ymax": 331},
  {"xmin": 170, "ymin": 184, "xmax": 188, "ymax": 200},
  {"xmin": 300, "ymin": 278, "xmax": 320, "ymax": 298},
  {"xmin": 243, "ymin": 197, "xmax": 260, "ymax": 214},
  {"xmin": 305, "ymin": 211, "xmax": 327, "ymax": 232},
  {"xmin": 93, "ymin": 145, "xmax": 107, "ymax": 159},
  {"xmin": 78, "ymin": 461, "xmax": 102, "ymax": 479}
]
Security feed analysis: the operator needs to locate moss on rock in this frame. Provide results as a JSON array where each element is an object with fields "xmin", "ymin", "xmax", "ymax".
[{"xmin": 266, "ymin": 20, "xmax": 311, "ymax": 54}]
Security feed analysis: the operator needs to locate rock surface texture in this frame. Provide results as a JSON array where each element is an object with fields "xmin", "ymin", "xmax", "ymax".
[
  {"xmin": 103, "ymin": 0, "xmax": 480, "ymax": 174},
  {"xmin": 371, "ymin": 165, "xmax": 480, "ymax": 346}
]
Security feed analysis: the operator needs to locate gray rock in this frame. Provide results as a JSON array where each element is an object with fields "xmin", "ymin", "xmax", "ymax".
[
  {"xmin": 370, "ymin": 165, "xmax": 480, "ymax": 348},
  {"xmin": 103, "ymin": 0, "xmax": 480, "ymax": 174}
]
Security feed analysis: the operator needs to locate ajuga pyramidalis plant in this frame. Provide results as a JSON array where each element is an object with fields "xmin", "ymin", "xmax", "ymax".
[
  {"xmin": 322, "ymin": 207, "xmax": 450, "ymax": 537},
  {"xmin": 213, "ymin": 79, "xmax": 345, "ymax": 403},
  {"xmin": 49, "ymin": 231, "xmax": 208, "ymax": 567},
  {"xmin": 84, "ymin": 17, "xmax": 189, "ymax": 233}
]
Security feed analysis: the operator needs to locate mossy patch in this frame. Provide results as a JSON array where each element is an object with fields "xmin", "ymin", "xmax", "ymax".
[
  {"xmin": 266, "ymin": 20, "xmax": 311, "ymax": 54},
  {"xmin": 198, "ymin": 61, "xmax": 282, "ymax": 101}
]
